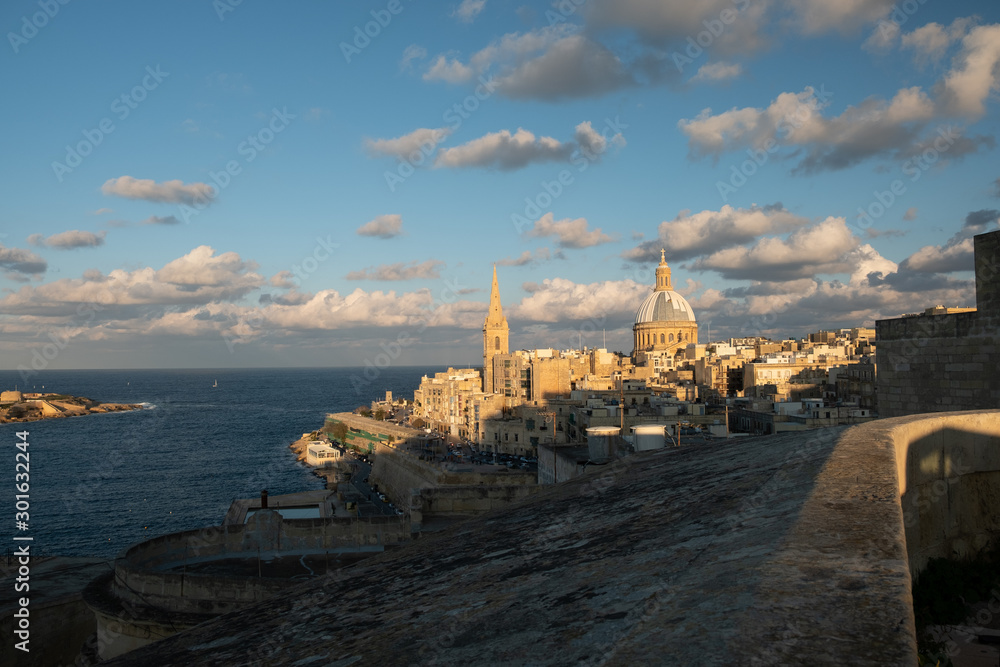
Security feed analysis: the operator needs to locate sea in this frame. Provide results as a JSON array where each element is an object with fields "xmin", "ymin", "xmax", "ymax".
[{"xmin": 0, "ymin": 366, "xmax": 446, "ymax": 560}]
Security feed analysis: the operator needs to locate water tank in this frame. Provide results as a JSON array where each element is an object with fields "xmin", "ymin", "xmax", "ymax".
[
  {"xmin": 631, "ymin": 425, "xmax": 666, "ymax": 451},
  {"xmin": 586, "ymin": 426, "xmax": 620, "ymax": 462}
]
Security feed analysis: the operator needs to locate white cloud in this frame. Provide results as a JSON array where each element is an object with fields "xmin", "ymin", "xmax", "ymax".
[
  {"xmin": 0, "ymin": 245, "xmax": 47, "ymax": 279},
  {"xmin": 624, "ymin": 204, "xmax": 809, "ymax": 262},
  {"xmin": 357, "ymin": 214, "xmax": 404, "ymax": 239},
  {"xmin": 690, "ymin": 62, "xmax": 743, "ymax": 83},
  {"xmin": 27, "ymin": 230, "xmax": 107, "ymax": 249},
  {"xmin": 423, "ymin": 55, "xmax": 476, "ymax": 83},
  {"xmin": 495, "ymin": 34, "xmax": 634, "ymax": 101},
  {"xmin": 453, "ymin": 0, "xmax": 486, "ymax": 23},
  {"xmin": 900, "ymin": 209, "xmax": 999, "ymax": 273},
  {"xmin": 345, "ymin": 260, "xmax": 445, "ymax": 281},
  {"xmin": 364, "ymin": 128, "xmax": 452, "ymax": 160},
  {"xmin": 938, "ymin": 24, "xmax": 1000, "ymax": 118},
  {"xmin": 511, "ymin": 277, "xmax": 648, "ymax": 322},
  {"xmin": 400, "ymin": 44, "xmax": 427, "ymax": 70},
  {"xmin": 584, "ymin": 0, "xmax": 771, "ymax": 55},
  {"xmin": 497, "ymin": 248, "xmax": 561, "ymax": 266},
  {"xmin": 270, "ymin": 271, "xmax": 297, "ymax": 288},
  {"xmin": 156, "ymin": 246, "xmax": 261, "ymax": 288},
  {"xmin": 101, "ymin": 176, "xmax": 215, "ymax": 205},
  {"xmin": 434, "ymin": 127, "xmax": 573, "ymax": 170},
  {"xmin": 791, "ymin": 0, "xmax": 895, "ymax": 35},
  {"xmin": 691, "ymin": 217, "xmax": 861, "ymax": 280},
  {"xmin": 0, "ymin": 246, "xmax": 263, "ymax": 316},
  {"xmin": 433, "ymin": 121, "xmax": 622, "ymax": 170},
  {"xmin": 901, "ymin": 18, "xmax": 974, "ymax": 65},
  {"xmin": 421, "ymin": 26, "xmax": 635, "ymax": 100},
  {"xmin": 678, "ymin": 81, "xmax": 975, "ymax": 173},
  {"xmin": 142, "ymin": 215, "xmax": 181, "ymax": 225},
  {"xmin": 525, "ymin": 213, "xmax": 616, "ymax": 248},
  {"xmin": 862, "ymin": 19, "xmax": 901, "ymax": 53}
]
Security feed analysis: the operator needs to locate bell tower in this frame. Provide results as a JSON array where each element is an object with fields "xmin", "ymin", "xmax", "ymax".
[{"xmin": 483, "ymin": 265, "xmax": 509, "ymax": 393}]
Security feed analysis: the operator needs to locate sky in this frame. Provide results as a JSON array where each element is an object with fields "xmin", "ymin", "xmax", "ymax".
[{"xmin": 1, "ymin": 0, "xmax": 999, "ymax": 372}]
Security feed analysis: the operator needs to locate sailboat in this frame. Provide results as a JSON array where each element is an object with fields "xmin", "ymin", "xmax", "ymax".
[{"xmin": 213, "ymin": 379, "xmax": 218, "ymax": 388}]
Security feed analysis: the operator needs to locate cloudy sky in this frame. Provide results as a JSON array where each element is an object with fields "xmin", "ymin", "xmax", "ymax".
[{"xmin": 2, "ymin": 0, "xmax": 999, "ymax": 370}]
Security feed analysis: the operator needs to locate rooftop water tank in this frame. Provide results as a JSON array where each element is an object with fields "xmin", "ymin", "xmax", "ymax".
[
  {"xmin": 631, "ymin": 424, "xmax": 666, "ymax": 451},
  {"xmin": 586, "ymin": 426, "xmax": 620, "ymax": 462}
]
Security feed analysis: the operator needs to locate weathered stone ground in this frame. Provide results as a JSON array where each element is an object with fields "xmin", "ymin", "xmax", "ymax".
[{"xmin": 105, "ymin": 426, "xmax": 919, "ymax": 666}]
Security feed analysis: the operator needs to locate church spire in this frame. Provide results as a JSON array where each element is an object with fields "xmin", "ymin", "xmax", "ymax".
[
  {"xmin": 487, "ymin": 263, "xmax": 505, "ymax": 323},
  {"xmin": 483, "ymin": 264, "xmax": 509, "ymax": 394}
]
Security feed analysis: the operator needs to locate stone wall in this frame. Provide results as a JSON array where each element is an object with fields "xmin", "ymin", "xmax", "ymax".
[
  {"xmin": 885, "ymin": 410, "xmax": 1000, "ymax": 573},
  {"xmin": 370, "ymin": 442, "xmax": 537, "ymax": 521},
  {"xmin": 419, "ymin": 485, "xmax": 538, "ymax": 517},
  {"xmin": 112, "ymin": 512, "xmax": 410, "ymax": 616},
  {"xmin": 877, "ymin": 230, "xmax": 1000, "ymax": 417}
]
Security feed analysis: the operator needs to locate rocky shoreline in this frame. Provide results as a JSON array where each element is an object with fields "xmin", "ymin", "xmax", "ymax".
[{"xmin": 0, "ymin": 393, "xmax": 144, "ymax": 424}]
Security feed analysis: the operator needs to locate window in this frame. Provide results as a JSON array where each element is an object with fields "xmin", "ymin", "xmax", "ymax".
[
  {"xmin": 660, "ymin": 333, "xmax": 665, "ymax": 344},
  {"xmin": 495, "ymin": 336, "xmax": 500, "ymax": 350},
  {"xmin": 669, "ymin": 333, "xmax": 674, "ymax": 342}
]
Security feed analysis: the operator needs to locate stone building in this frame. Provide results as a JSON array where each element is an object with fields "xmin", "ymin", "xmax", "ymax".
[
  {"xmin": 412, "ymin": 368, "xmax": 503, "ymax": 441},
  {"xmin": 876, "ymin": 229, "xmax": 1000, "ymax": 416},
  {"xmin": 632, "ymin": 249, "xmax": 698, "ymax": 360},
  {"xmin": 0, "ymin": 390, "xmax": 23, "ymax": 403}
]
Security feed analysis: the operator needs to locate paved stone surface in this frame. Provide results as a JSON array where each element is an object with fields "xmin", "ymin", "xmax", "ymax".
[{"xmin": 106, "ymin": 426, "xmax": 919, "ymax": 666}]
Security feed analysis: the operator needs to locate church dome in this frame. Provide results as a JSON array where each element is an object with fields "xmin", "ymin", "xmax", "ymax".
[{"xmin": 634, "ymin": 290, "xmax": 697, "ymax": 324}]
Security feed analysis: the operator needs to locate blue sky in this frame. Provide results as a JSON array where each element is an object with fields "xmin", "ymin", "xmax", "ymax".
[{"xmin": 1, "ymin": 0, "xmax": 999, "ymax": 371}]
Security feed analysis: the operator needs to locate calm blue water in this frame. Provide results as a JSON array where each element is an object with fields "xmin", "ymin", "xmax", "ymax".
[{"xmin": 0, "ymin": 366, "xmax": 444, "ymax": 559}]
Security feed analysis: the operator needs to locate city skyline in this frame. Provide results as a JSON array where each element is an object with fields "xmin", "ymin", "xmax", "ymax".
[{"xmin": 2, "ymin": 0, "xmax": 1000, "ymax": 370}]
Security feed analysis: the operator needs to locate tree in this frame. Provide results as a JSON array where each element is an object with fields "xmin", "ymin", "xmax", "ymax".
[
  {"xmin": 357, "ymin": 406, "xmax": 371, "ymax": 418},
  {"xmin": 412, "ymin": 417, "xmax": 426, "ymax": 429},
  {"xmin": 330, "ymin": 421, "xmax": 348, "ymax": 441},
  {"xmin": 374, "ymin": 409, "xmax": 386, "ymax": 421}
]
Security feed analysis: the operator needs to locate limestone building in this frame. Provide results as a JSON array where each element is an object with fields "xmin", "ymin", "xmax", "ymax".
[{"xmin": 632, "ymin": 250, "xmax": 698, "ymax": 360}]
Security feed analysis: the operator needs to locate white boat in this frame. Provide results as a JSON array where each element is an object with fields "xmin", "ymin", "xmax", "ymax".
[{"xmin": 213, "ymin": 379, "xmax": 218, "ymax": 388}]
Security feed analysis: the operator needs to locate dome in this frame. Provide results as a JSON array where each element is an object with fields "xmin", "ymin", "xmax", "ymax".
[{"xmin": 634, "ymin": 290, "xmax": 696, "ymax": 325}]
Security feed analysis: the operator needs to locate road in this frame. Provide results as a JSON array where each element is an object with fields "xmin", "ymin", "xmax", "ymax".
[{"xmin": 340, "ymin": 449, "xmax": 397, "ymax": 517}]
